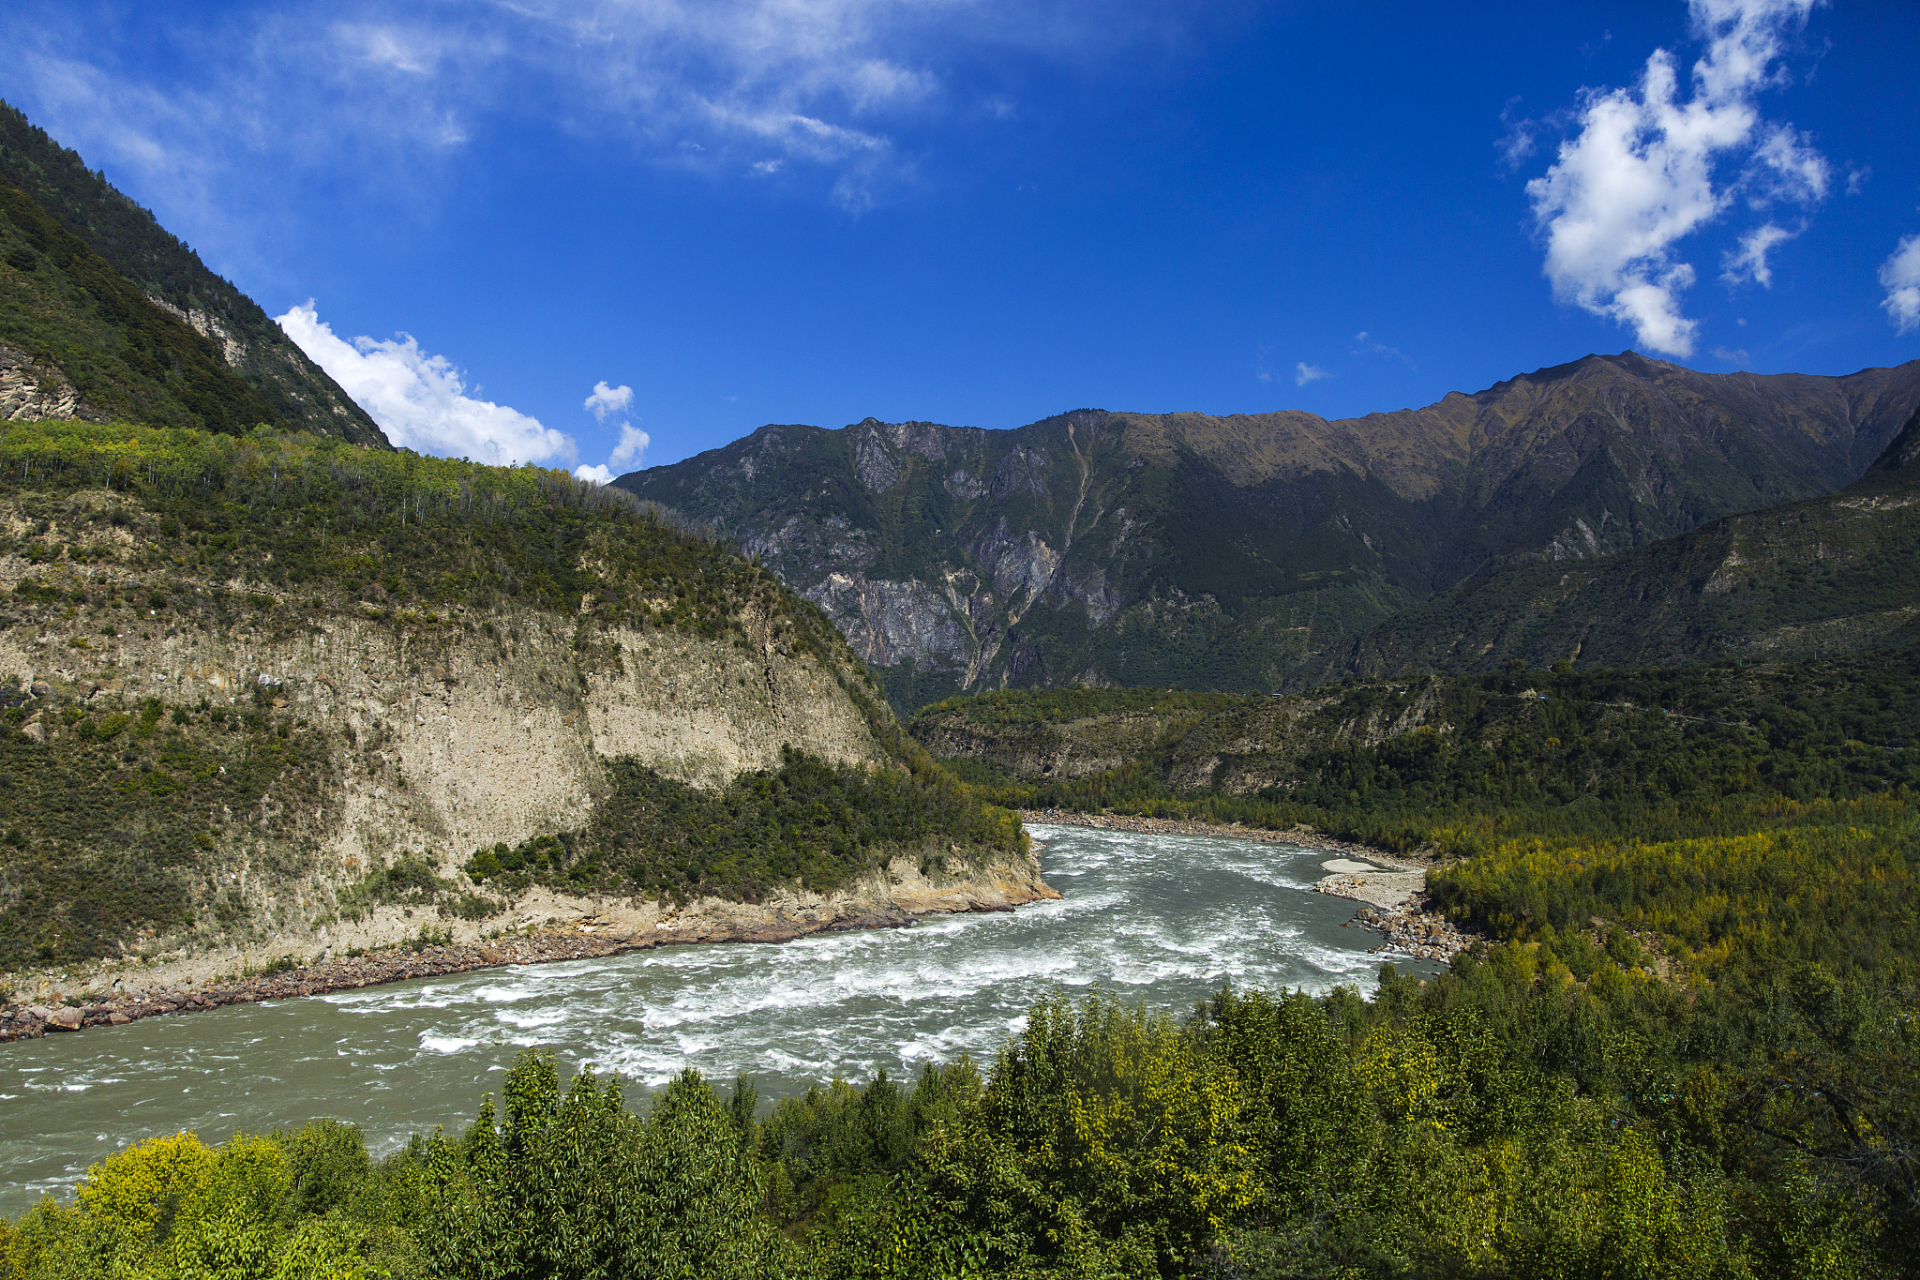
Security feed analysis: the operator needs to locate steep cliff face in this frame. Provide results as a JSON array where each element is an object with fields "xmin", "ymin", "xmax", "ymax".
[
  {"xmin": 618, "ymin": 356, "xmax": 1920, "ymax": 711},
  {"xmin": 0, "ymin": 574, "xmax": 884, "ymax": 983},
  {"xmin": 0, "ymin": 424, "xmax": 1044, "ymax": 991}
]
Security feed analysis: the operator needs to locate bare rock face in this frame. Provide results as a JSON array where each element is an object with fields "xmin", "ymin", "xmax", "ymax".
[
  {"xmin": 0, "ymin": 344, "xmax": 105, "ymax": 423},
  {"xmin": 806, "ymin": 574, "xmax": 976, "ymax": 670},
  {"xmin": 145, "ymin": 295, "xmax": 247, "ymax": 367}
]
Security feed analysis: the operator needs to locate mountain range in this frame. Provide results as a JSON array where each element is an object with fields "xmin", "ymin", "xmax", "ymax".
[
  {"xmin": 616, "ymin": 354, "xmax": 1920, "ymax": 712},
  {"xmin": 1328, "ymin": 402, "xmax": 1920, "ymax": 679},
  {"xmin": 5, "ymin": 94, "xmax": 1915, "ymax": 721}
]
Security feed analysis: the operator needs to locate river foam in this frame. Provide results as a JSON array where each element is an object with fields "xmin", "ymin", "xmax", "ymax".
[{"xmin": 0, "ymin": 826, "xmax": 1422, "ymax": 1214}]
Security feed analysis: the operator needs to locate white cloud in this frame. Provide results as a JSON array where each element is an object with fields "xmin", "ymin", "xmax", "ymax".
[
  {"xmin": 3, "ymin": 0, "xmax": 1077, "ymax": 228},
  {"xmin": 1747, "ymin": 122, "xmax": 1828, "ymax": 205},
  {"xmin": 1350, "ymin": 331, "xmax": 1415, "ymax": 370},
  {"xmin": 583, "ymin": 380, "xmax": 634, "ymax": 421},
  {"xmin": 1294, "ymin": 362, "xmax": 1330, "ymax": 386},
  {"xmin": 1721, "ymin": 221, "xmax": 1796, "ymax": 287},
  {"xmin": 1526, "ymin": 0, "xmax": 1824, "ymax": 356},
  {"xmin": 1710, "ymin": 345, "xmax": 1750, "ymax": 363},
  {"xmin": 1882, "ymin": 234, "xmax": 1920, "ymax": 334},
  {"xmin": 1496, "ymin": 96, "xmax": 1537, "ymax": 170},
  {"xmin": 277, "ymin": 301, "xmax": 575, "ymax": 465},
  {"xmin": 4, "ymin": 0, "xmax": 1190, "ymax": 252},
  {"xmin": 608, "ymin": 423, "xmax": 651, "ymax": 471},
  {"xmin": 572, "ymin": 419, "xmax": 651, "ymax": 485}
]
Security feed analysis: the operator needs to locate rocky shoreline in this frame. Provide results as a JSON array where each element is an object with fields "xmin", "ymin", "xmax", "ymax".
[
  {"xmin": 1019, "ymin": 809, "xmax": 1478, "ymax": 966},
  {"xmin": 0, "ymin": 914, "xmax": 901, "ymax": 1043},
  {"xmin": 0, "ymin": 853, "xmax": 1058, "ymax": 1043}
]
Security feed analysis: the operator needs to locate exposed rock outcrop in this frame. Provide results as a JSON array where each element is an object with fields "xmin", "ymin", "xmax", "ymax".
[
  {"xmin": 617, "ymin": 357, "xmax": 1920, "ymax": 707},
  {"xmin": 0, "ymin": 344, "xmax": 104, "ymax": 423}
]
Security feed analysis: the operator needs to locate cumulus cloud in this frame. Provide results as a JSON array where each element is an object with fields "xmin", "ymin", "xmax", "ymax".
[
  {"xmin": 1721, "ymin": 221, "xmax": 1796, "ymax": 287},
  {"xmin": 277, "ymin": 301, "xmax": 574, "ymax": 465},
  {"xmin": 1294, "ymin": 362, "xmax": 1330, "ymax": 386},
  {"xmin": 608, "ymin": 422, "xmax": 650, "ymax": 470},
  {"xmin": 1882, "ymin": 234, "xmax": 1920, "ymax": 334},
  {"xmin": 583, "ymin": 380, "xmax": 634, "ymax": 421},
  {"xmin": 1526, "ymin": 0, "xmax": 1824, "ymax": 356},
  {"xmin": 571, "ymin": 395, "xmax": 652, "ymax": 485}
]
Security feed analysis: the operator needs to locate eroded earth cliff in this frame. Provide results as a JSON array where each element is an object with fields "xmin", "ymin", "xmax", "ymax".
[{"xmin": 0, "ymin": 424, "xmax": 1046, "ymax": 1003}]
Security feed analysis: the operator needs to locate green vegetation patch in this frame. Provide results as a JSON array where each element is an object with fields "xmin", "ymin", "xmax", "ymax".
[
  {"xmin": 924, "ymin": 648, "xmax": 1920, "ymax": 986},
  {"xmin": 9, "ymin": 963, "xmax": 1914, "ymax": 1279},
  {"xmin": 467, "ymin": 746, "xmax": 1027, "ymax": 903},
  {"xmin": 0, "ymin": 419, "xmax": 855, "ymax": 659},
  {"xmin": 0, "ymin": 694, "xmax": 339, "ymax": 968}
]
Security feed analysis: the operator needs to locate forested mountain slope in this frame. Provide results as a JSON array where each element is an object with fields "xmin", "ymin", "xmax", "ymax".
[
  {"xmin": 0, "ymin": 181, "xmax": 280, "ymax": 433},
  {"xmin": 1325, "ymin": 405, "xmax": 1920, "ymax": 679},
  {"xmin": 617, "ymin": 354, "xmax": 1920, "ymax": 712},
  {"xmin": 0, "ymin": 102, "xmax": 387, "ymax": 446}
]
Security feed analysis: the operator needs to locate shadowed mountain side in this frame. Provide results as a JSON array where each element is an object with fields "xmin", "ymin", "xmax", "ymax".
[
  {"xmin": 0, "ymin": 101, "xmax": 388, "ymax": 447},
  {"xmin": 1319, "ymin": 408, "xmax": 1920, "ymax": 681},
  {"xmin": 618, "ymin": 355, "xmax": 1920, "ymax": 712}
]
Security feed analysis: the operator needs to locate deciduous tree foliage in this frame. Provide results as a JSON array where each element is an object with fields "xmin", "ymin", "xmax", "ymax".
[{"xmin": 6, "ymin": 963, "xmax": 1912, "ymax": 1279}]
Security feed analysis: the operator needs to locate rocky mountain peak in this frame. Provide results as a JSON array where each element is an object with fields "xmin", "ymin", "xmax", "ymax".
[{"xmin": 620, "ymin": 357, "xmax": 1920, "ymax": 713}]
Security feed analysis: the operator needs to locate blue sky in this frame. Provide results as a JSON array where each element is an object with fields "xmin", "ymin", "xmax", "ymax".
[{"xmin": 3, "ymin": 0, "xmax": 1916, "ymax": 477}]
